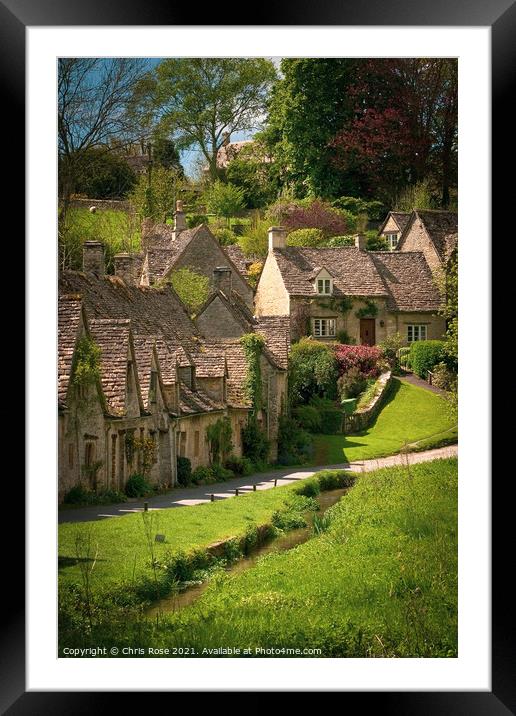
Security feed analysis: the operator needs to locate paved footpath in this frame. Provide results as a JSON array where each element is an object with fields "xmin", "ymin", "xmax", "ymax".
[{"xmin": 59, "ymin": 445, "xmax": 457, "ymax": 524}]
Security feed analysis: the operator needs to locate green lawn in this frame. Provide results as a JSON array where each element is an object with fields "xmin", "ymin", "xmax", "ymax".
[
  {"xmin": 312, "ymin": 378, "xmax": 457, "ymax": 465},
  {"xmin": 64, "ymin": 458, "xmax": 457, "ymax": 657},
  {"xmin": 59, "ymin": 481, "xmax": 311, "ymax": 591}
]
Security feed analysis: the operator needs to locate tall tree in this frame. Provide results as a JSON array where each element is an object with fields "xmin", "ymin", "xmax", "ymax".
[
  {"xmin": 132, "ymin": 58, "xmax": 276, "ymax": 180},
  {"xmin": 58, "ymin": 58, "xmax": 148, "ymax": 214},
  {"xmin": 264, "ymin": 58, "xmax": 357, "ymax": 198}
]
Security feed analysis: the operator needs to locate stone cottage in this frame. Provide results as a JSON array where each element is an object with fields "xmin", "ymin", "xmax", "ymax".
[
  {"xmin": 137, "ymin": 201, "xmax": 254, "ymax": 308},
  {"xmin": 396, "ymin": 209, "xmax": 458, "ymax": 277},
  {"xmin": 58, "ymin": 239, "xmax": 287, "ymax": 500},
  {"xmin": 254, "ymin": 227, "xmax": 446, "ymax": 346},
  {"xmin": 378, "ymin": 211, "xmax": 411, "ymax": 250}
]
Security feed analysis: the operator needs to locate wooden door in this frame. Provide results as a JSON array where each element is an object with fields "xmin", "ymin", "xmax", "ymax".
[{"xmin": 360, "ymin": 318, "xmax": 376, "ymax": 346}]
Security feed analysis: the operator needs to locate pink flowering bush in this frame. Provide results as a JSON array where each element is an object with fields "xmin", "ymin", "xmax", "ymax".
[{"xmin": 334, "ymin": 344, "xmax": 384, "ymax": 378}]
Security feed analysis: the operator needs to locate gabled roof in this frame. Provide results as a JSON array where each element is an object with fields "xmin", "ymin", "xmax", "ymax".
[
  {"xmin": 89, "ymin": 318, "xmax": 137, "ymax": 417},
  {"xmin": 179, "ymin": 384, "xmax": 225, "ymax": 415},
  {"xmin": 224, "ymin": 245, "xmax": 254, "ymax": 277},
  {"xmin": 58, "ymin": 295, "xmax": 84, "ymax": 408},
  {"xmin": 254, "ymin": 316, "xmax": 291, "ymax": 370},
  {"xmin": 196, "ymin": 289, "xmax": 256, "ymax": 333},
  {"xmin": 378, "ymin": 211, "xmax": 411, "ymax": 235},
  {"xmin": 272, "ymin": 247, "xmax": 387, "ymax": 298},
  {"xmin": 370, "ymin": 252, "xmax": 442, "ymax": 312},
  {"xmin": 132, "ymin": 335, "xmax": 162, "ymax": 411},
  {"xmin": 194, "ymin": 349, "xmax": 227, "ymax": 379},
  {"xmin": 399, "ymin": 210, "xmax": 458, "ymax": 263}
]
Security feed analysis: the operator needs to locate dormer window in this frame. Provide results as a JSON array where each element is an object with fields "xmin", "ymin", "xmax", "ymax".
[{"xmin": 316, "ymin": 278, "xmax": 332, "ymax": 295}]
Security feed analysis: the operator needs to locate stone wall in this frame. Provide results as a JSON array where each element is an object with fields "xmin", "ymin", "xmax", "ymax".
[
  {"xmin": 342, "ymin": 371, "xmax": 392, "ymax": 434},
  {"xmin": 399, "ymin": 217, "xmax": 442, "ymax": 275},
  {"xmin": 254, "ymin": 253, "xmax": 290, "ymax": 316}
]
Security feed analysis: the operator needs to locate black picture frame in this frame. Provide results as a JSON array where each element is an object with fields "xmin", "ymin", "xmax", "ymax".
[{"xmin": 5, "ymin": 0, "xmax": 505, "ymax": 708}]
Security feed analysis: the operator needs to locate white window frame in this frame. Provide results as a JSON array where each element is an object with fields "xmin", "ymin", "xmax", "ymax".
[
  {"xmin": 313, "ymin": 318, "xmax": 336, "ymax": 338},
  {"xmin": 387, "ymin": 232, "xmax": 399, "ymax": 250},
  {"xmin": 316, "ymin": 277, "xmax": 332, "ymax": 295},
  {"xmin": 407, "ymin": 324, "xmax": 428, "ymax": 342}
]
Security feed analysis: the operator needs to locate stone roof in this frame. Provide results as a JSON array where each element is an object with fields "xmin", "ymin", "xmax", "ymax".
[
  {"xmin": 379, "ymin": 211, "xmax": 411, "ymax": 234},
  {"xmin": 370, "ymin": 252, "xmax": 442, "ymax": 312},
  {"xmin": 272, "ymin": 247, "xmax": 388, "ymax": 298},
  {"xmin": 203, "ymin": 339, "xmax": 250, "ymax": 407},
  {"xmin": 89, "ymin": 318, "xmax": 133, "ymax": 416},
  {"xmin": 194, "ymin": 349, "xmax": 226, "ymax": 378},
  {"xmin": 180, "ymin": 384, "xmax": 225, "ymax": 415},
  {"xmin": 132, "ymin": 334, "xmax": 156, "ymax": 410},
  {"xmin": 59, "ymin": 271, "xmax": 200, "ymax": 356},
  {"xmin": 412, "ymin": 210, "xmax": 458, "ymax": 263},
  {"xmin": 224, "ymin": 245, "xmax": 254, "ymax": 277},
  {"xmin": 254, "ymin": 316, "xmax": 291, "ymax": 370},
  {"xmin": 58, "ymin": 295, "xmax": 83, "ymax": 408}
]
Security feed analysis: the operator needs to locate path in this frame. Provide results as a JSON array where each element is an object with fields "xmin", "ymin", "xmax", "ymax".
[
  {"xmin": 398, "ymin": 371, "xmax": 448, "ymax": 396},
  {"xmin": 59, "ymin": 444, "xmax": 457, "ymax": 524}
]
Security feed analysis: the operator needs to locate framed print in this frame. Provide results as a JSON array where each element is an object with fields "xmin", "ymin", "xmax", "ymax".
[{"xmin": 3, "ymin": 0, "xmax": 510, "ymax": 707}]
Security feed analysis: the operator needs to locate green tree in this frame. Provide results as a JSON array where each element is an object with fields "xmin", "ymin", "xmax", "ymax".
[
  {"xmin": 170, "ymin": 267, "xmax": 210, "ymax": 314},
  {"xmin": 132, "ymin": 58, "xmax": 276, "ymax": 180},
  {"xmin": 152, "ymin": 136, "xmax": 184, "ymax": 175},
  {"xmin": 64, "ymin": 147, "xmax": 137, "ymax": 199},
  {"xmin": 238, "ymin": 218, "xmax": 270, "ymax": 258},
  {"xmin": 205, "ymin": 181, "xmax": 245, "ymax": 227},
  {"xmin": 129, "ymin": 165, "xmax": 183, "ymax": 223},
  {"xmin": 225, "ymin": 140, "xmax": 279, "ymax": 208}
]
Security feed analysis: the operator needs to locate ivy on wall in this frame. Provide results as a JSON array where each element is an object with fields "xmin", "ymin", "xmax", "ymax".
[
  {"xmin": 355, "ymin": 298, "xmax": 378, "ymax": 319},
  {"xmin": 314, "ymin": 296, "xmax": 353, "ymax": 315},
  {"xmin": 72, "ymin": 335, "xmax": 101, "ymax": 396},
  {"xmin": 240, "ymin": 333, "xmax": 265, "ymax": 413}
]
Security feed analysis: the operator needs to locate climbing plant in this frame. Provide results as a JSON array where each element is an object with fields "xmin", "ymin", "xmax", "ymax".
[
  {"xmin": 206, "ymin": 417, "xmax": 233, "ymax": 466},
  {"xmin": 72, "ymin": 335, "xmax": 101, "ymax": 399},
  {"xmin": 314, "ymin": 296, "xmax": 353, "ymax": 315},
  {"xmin": 240, "ymin": 333, "xmax": 265, "ymax": 413},
  {"xmin": 355, "ymin": 298, "xmax": 378, "ymax": 319}
]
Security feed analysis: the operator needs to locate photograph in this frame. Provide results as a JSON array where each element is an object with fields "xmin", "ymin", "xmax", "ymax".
[{"xmin": 56, "ymin": 55, "xmax": 460, "ymax": 660}]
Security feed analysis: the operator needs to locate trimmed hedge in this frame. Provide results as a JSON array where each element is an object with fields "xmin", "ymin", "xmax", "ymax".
[{"xmin": 409, "ymin": 340, "xmax": 445, "ymax": 378}]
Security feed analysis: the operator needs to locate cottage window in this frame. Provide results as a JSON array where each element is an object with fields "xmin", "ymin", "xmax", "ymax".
[
  {"xmin": 316, "ymin": 278, "xmax": 332, "ymax": 295},
  {"xmin": 387, "ymin": 233, "xmax": 399, "ymax": 250},
  {"xmin": 313, "ymin": 318, "xmax": 336, "ymax": 338},
  {"xmin": 84, "ymin": 441, "xmax": 95, "ymax": 467},
  {"xmin": 407, "ymin": 324, "xmax": 428, "ymax": 342}
]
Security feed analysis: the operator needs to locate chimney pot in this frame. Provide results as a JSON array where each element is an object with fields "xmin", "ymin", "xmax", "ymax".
[
  {"xmin": 268, "ymin": 226, "xmax": 287, "ymax": 251},
  {"xmin": 82, "ymin": 241, "xmax": 105, "ymax": 276},
  {"xmin": 354, "ymin": 233, "xmax": 368, "ymax": 251}
]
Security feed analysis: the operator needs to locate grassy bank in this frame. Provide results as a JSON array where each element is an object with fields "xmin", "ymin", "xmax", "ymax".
[
  {"xmin": 312, "ymin": 378, "xmax": 457, "ymax": 465},
  {"xmin": 139, "ymin": 458, "xmax": 458, "ymax": 657},
  {"xmin": 60, "ymin": 459, "xmax": 457, "ymax": 657}
]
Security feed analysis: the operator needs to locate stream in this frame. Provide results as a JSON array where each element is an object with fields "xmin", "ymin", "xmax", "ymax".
[{"xmin": 146, "ymin": 486, "xmax": 349, "ymax": 617}]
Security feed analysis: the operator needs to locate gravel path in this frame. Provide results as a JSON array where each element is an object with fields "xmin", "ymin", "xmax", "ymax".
[{"xmin": 59, "ymin": 444, "xmax": 458, "ymax": 524}]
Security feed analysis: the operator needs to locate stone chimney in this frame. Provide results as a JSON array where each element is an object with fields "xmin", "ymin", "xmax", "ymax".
[
  {"xmin": 114, "ymin": 253, "xmax": 136, "ymax": 285},
  {"xmin": 354, "ymin": 233, "xmax": 368, "ymax": 251},
  {"xmin": 172, "ymin": 199, "xmax": 187, "ymax": 239},
  {"xmin": 268, "ymin": 226, "xmax": 287, "ymax": 251},
  {"xmin": 82, "ymin": 241, "xmax": 105, "ymax": 276},
  {"xmin": 213, "ymin": 266, "xmax": 232, "ymax": 298}
]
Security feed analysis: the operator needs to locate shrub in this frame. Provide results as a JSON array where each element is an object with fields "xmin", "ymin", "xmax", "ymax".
[
  {"xmin": 176, "ymin": 456, "xmax": 192, "ymax": 487},
  {"xmin": 204, "ymin": 181, "xmax": 245, "ymax": 225},
  {"xmin": 409, "ymin": 340, "xmax": 445, "ymax": 378},
  {"xmin": 211, "ymin": 464, "xmax": 234, "ymax": 481},
  {"xmin": 336, "ymin": 329, "xmax": 355, "ymax": 344},
  {"xmin": 431, "ymin": 362, "xmax": 458, "ymax": 392},
  {"xmin": 124, "ymin": 474, "xmax": 152, "ymax": 498},
  {"xmin": 277, "ymin": 416, "xmax": 314, "ymax": 465},
  {"xmin": 289, "ymin": 338, "xmax": 339, "ymax": 405},
  {"xmin": 334, "ymin": 344, "xmax": 383, "ymax": 378},
  {"xmin": 324, "ymin": 235, "xmax": 355, "ymax": 247},
  {"xmin": 399, "ymin": 346, "xmax": 411, "ymax": 368},
  {"xmin": 224, "ymin": 454, "xmax": 254, "ymax": 476},
  {"xmin": 242, "ymin": 419, "xmax": 270, "ymax": 464},
  {"xmin": 212, "ymin": 227, "xmax": 237, "ymax": 245},
  {"xmin": 62, "ymin": 485, "xmax": 128, "ymax": 505},
  {"xmin": 63, "ymin": 484, "xmax": 90, "ymax": 505},
  {"xmin": 238, "ymin": 218, "xmax": 270, "ymax": 258},
  {"xmin": 292, "ymin": 405, "xmax": 322, "ymax": 432},
  {"xmin": 191, "ymin": 465, "xmax": 216, "ymax": 485},
  {"xmin": 170, "ymin": 267, "xmax": 210, "ymax": 314},
  {"xmin": 378, "ymin": 332, "xmax": 404, "ymax": 373},
  {"xmin": 287, "ymin": 228, "xmax": 324, "ymax": 247},
  {"xmin": 294, "ymin": 477, "xmax": 320, "ymax": 498},
  {"xmin": 267, "ymin": 198, "xmax": 349, "ymax": 238},
  {"xmin": 307, "ymin": 396, "xmax": 343, "ymax": 434},
  {"xmin": 338, "ymin": 366, "xmax": 367, "ymax": 399},
  {"xmin": 316, "ymin": 470, "xmax": 355, "ymax": 491},
  {"xmin": 187, "ymin": 214, "xmax": 209, "ymax": 228}
]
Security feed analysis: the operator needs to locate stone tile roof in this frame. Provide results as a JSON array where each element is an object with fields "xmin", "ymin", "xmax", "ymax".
[
  {"xmin": 255, "ymin": 316, "xmax": 291, "ymax": 369},
  {"xmin": 414, "ymin": 210, "xmax": 458, "ymax": 262},
  {"xmin": 194, "ymin": 349, "xmax": 226, "ymax": 378},
  {"xmin": 88, "ymin": 318, "xmax": 132, "ymax": 416},
  {"xmin": 59, "ymin": 271, "xmax": 200, "ymax": 356},
  {"xmin": 224, "ymin": 245, "xmax": 253, "ymax": 277},
  {"xmin": 273, "ymin": 247, "xmax": 388, "ymax": 298},
  {"xmin": 180, "ymin": 384, "xmax": 224, "ymax": 415},
  {"xmin": 370, "ymin": 252, "xmax": 442, "ymax": 312},
  {"xmin": 132, "ymin": 334, "xmax": 156, "ymax": 410},
  {"xmin": 379, "ymin": 211, "xmax": 411, "ymax": 234},
  {"xmin": 204, "ymin": 339, "xmax": 250, "ymax": 407},
  {"xmin": 58, "ymin": 295, "xmax": 83, "ymax": 408}
]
